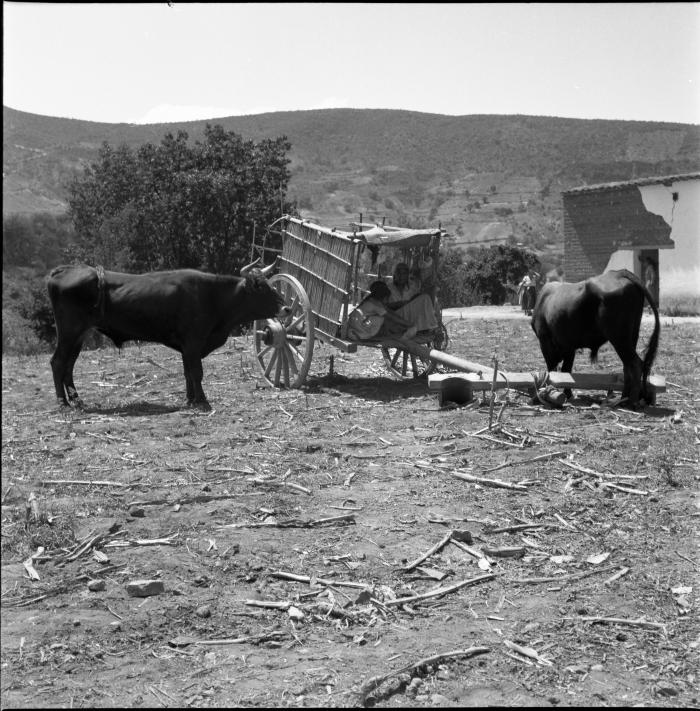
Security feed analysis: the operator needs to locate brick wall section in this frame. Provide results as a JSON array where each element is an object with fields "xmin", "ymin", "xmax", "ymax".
[{"xmin": 563, "ymin": 186, "xmax": 673, "ymax": 281}]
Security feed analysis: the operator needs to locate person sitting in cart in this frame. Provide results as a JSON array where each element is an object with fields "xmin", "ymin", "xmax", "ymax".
[
  {"xmin": 386, "ymin": 262, "xmax": 438, "ymax": 333},
  {"xmin": 347, "ymin": 281, "xmax": 418, "ymax": 341}
]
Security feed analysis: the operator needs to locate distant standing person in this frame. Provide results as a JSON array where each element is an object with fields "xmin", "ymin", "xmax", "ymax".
[
  {"xmin": 643, "ymin": 258, "xmax": 657, "ymax": 293},
  {"xmin": 642, "ymin": 257, "xmax": 658, "ymax": 311},
  {"xmin": 517, "ymin": 272, "xmax": 537, "ymax": 315}
]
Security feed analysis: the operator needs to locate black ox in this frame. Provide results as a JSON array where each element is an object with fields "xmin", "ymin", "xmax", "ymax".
[
  {"xmin": 47, "ymin": 260, "xmax": 284, "ymax": 410},
  {"xmin": 531, "ymin": 269, "xmax": 660, "ymax": 406}
]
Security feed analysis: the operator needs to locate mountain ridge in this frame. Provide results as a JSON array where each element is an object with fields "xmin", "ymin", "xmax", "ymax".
[{"xmin": 4, "ymin": 105, "xmax": 699, "ymax": 254}]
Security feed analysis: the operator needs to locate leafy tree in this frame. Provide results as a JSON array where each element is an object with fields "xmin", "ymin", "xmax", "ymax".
[
  {"xmin": 437, "ymin": 244, "xmax": 540, "ymax": 307},
  {"xmin": 437, "ymin": 248, "xmax": 476, "ymax": 307},
  {"xmin": 461, "ymin": 244, "xmax": 540, "ymax": 304},
  {"xmin": 67, "ymin": 124, "xmax": 294, "ymax": 274}
]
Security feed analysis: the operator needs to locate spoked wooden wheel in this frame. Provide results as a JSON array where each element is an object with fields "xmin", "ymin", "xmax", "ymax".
[
  {"xmin": 254, "ymin": 274, "xmax": 314, "ymax": 388},
  {"xmin": 381, "ymin": 323, "xmax": 449, "ymax": 380}
]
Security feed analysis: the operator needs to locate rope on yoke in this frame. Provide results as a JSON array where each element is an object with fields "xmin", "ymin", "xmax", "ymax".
[{"xmin": 94, "ymin": 265, "xmax": 106, "ymax": 319}]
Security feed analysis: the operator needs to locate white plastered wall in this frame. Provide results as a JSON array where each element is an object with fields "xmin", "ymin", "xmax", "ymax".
[{"xmin": 604, "ymin": 178, "xmax": 700, "ymax": 297}]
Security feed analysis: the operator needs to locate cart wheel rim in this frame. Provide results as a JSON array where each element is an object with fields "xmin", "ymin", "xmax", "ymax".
[
  {"xmin": 380, "ymin": 324, "xmax": 450, "ymax": 380},
  {"xmin": 381, "ymin": 344, "xmax": 434, "ymax": 380},
  {"xmin": 253, "ymin": 274, "xmax": 314, "ymax": 388}
]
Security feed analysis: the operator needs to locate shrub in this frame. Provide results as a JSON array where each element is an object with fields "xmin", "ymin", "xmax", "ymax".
[
  {"xmin": 2, "ymin": 308, "xmax": 48, "ymax": 355},
  {"xmin": 660, "ymin": 294, "xmax": 700, "ymax": 316},
  {"xmin": 437, "ymin": 244, "xmax": 540, "ymax": 307},
  {"xmin": 3, "ymin": 213, "xmax": 74, "ymax": 270}
]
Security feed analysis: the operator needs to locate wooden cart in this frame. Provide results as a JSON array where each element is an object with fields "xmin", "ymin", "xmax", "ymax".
[{"xmin": 250, "ymin": 215, "xmax": 449, "ymax": 388}]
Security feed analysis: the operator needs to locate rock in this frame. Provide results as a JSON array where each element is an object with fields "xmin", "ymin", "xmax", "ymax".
[
  {"xmin": 431, "ymin": 693, "xmax": 451, "ymax": 706},
  {"xmin": 656, "ymin": 682, "xmax": 678, "ymax": 696},
  {"xmin": 125, "ymin": 579, "xmax": 165, "ymax": 597},
  {"xmin": 451, "ymin": 529, "xmax": 473, "ymax": 544},
  {"xmin": 406, "ymin": 677, "xmax": 422, "ymax": 695},
  {"xmin": 195, "ymin": 605, "xmax": 211, "ymax": 618},
  {"xmin": 288, "ymin": 605, "xmax": 305, "ymax": 621},
  {"xmin": 87, "ymin": 578, "xmax": 105, "ymax": 592}
]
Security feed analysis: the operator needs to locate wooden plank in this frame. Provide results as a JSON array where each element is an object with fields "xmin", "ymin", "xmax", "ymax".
[
  {"xmin": 648, "ymin": 375, "xmax": 666, "ymax": 392},
  {"xmin": 428, "ymin": 372, "xmax": 542, "ymax": 392},
  {"xmin": 428, "ymin": 371, "xmax": 665, "ymax": 407},
  {"xmin": 548, "ymin": 372, "xmax": 666, "ymax": 393},
  {"xmin": 315, "ymin": 331, "xmax": 358, "ymax": 353}
]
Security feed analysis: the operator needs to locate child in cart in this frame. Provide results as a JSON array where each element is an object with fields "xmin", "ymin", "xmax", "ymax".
[{"xmin": 347, "ymin": 281, "xmax": 418, "ymax": 341}]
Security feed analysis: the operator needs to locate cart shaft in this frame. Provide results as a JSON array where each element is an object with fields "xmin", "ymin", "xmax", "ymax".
[{"xmin": 385, "ymin": 338, "xmax": 496, "ymax": 379}]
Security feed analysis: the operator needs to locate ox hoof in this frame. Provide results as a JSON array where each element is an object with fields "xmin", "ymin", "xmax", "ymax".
[{"xmin": 187, "ymin": 400, "xmax": 212, "ymax": 412}]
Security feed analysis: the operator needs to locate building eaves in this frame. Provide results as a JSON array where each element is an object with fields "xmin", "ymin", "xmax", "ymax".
[{"xmin": 562, "ymin": 172, "xmax": 700, "ymax": 196}]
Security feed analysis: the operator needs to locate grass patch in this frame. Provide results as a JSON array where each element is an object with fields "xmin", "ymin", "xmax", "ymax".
[
  {"xmin": 1, "ymin": 503, "xmax": 77, "ymax": 562},
  {"xmin": 660, "ymin": 293, "xmax": 700, "ymax": 317}
]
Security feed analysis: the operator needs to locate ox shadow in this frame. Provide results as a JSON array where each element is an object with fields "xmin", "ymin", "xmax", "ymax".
[
  {"xmin": 80, "ymin": 401, "xmax": 183, "ymax": 417},
  {"xmin": 638, "ymin": 405, "xmax": 676, "ymax": 418},
  {"xmin": 305, "ymin": 374, "xmax": 429, "ymax": 403},
  {"xmin": 566, "ymin": 394, "xmax": 676, "ymax": 417}
]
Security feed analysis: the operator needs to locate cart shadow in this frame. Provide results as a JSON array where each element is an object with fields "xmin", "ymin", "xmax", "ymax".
[{"xmin": 305, "ymin": 374, "xmax": 429, "ymax": 403}]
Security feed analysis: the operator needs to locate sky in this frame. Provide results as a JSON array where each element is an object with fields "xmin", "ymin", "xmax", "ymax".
[{"xmin": 3, "ymin": 2, "xmax": 700, "ymax": 125}]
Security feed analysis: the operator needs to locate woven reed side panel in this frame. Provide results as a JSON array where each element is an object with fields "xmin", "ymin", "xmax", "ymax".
[{"xmin": 280, "ymin": 221, "xmax": 356, "ymax": 340}]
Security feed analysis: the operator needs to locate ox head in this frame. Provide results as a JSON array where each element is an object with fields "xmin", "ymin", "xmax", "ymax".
[{"xmin": 239, "ymin": 257, "xmax": 285, "ymax": 320}]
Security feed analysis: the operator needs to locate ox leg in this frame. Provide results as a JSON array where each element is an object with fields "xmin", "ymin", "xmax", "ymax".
[
  {"xmin": 540, "ymin": 345, "xmax": 573, "ymax": 399},
  {"xmin": 50, "ymin": 349, "xmax": 69, "ymax": 408},
  {"xmin": 182, "ymin": 353, "xmax": 210, "ymax": 411},
  {"xmin": 560, "ymin": 351, "xmax": 576, "ymax": 400},
  {"xmin": 63, "ymin": 340, "xmax": 86, "ymax": 408},
  {"xmin": 51, "ymin": 334, "xmax": 85, "ymax": 409},
  {"xmin": 620, "ymin": 353, "xmax": 643, "ymax": 407},
  {"xmin": 609, "ymin": 336, "xmax": 643, "ymax": 406}
]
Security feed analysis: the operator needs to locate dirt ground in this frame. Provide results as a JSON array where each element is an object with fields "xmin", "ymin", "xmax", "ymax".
[{"xmin": 2, "ymin": 306, "xmax": 699, "ymax": 708}]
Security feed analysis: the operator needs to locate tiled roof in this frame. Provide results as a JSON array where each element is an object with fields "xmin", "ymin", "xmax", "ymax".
[{"xmin": 562, "ymin": 172, "xmax": 700, "ymax": 195}]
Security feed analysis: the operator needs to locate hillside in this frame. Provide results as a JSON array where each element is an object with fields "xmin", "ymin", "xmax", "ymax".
[{"xmin": 4, "ymin": 106, "xmax": 700, "ymax": 255}]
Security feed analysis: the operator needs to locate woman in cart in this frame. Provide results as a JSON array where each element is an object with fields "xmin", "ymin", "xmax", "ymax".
[
  {"xmin": 347, "ymin": 281, "xmax": 418, "ymax": 341},
  {"xmin": 386, "ymin": 262, "xmax": 438, "ymax": 333}
]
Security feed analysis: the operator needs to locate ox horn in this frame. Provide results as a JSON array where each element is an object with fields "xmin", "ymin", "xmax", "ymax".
[
  {"xmin": 258, "ymin": 257, "xmax": 278, "ymax": 277},
  {"xmin": 240, "ymin": 256, "xmax": 278, "ymax": 278},
  {"xmin": 240, "ymin": 256, "xmax": 261, "ymax": 277}
]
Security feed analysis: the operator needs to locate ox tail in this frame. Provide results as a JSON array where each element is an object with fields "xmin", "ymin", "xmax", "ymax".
[{"xmin": 639, "ymin": 278, "xmax": 661, "ymax": 387}]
